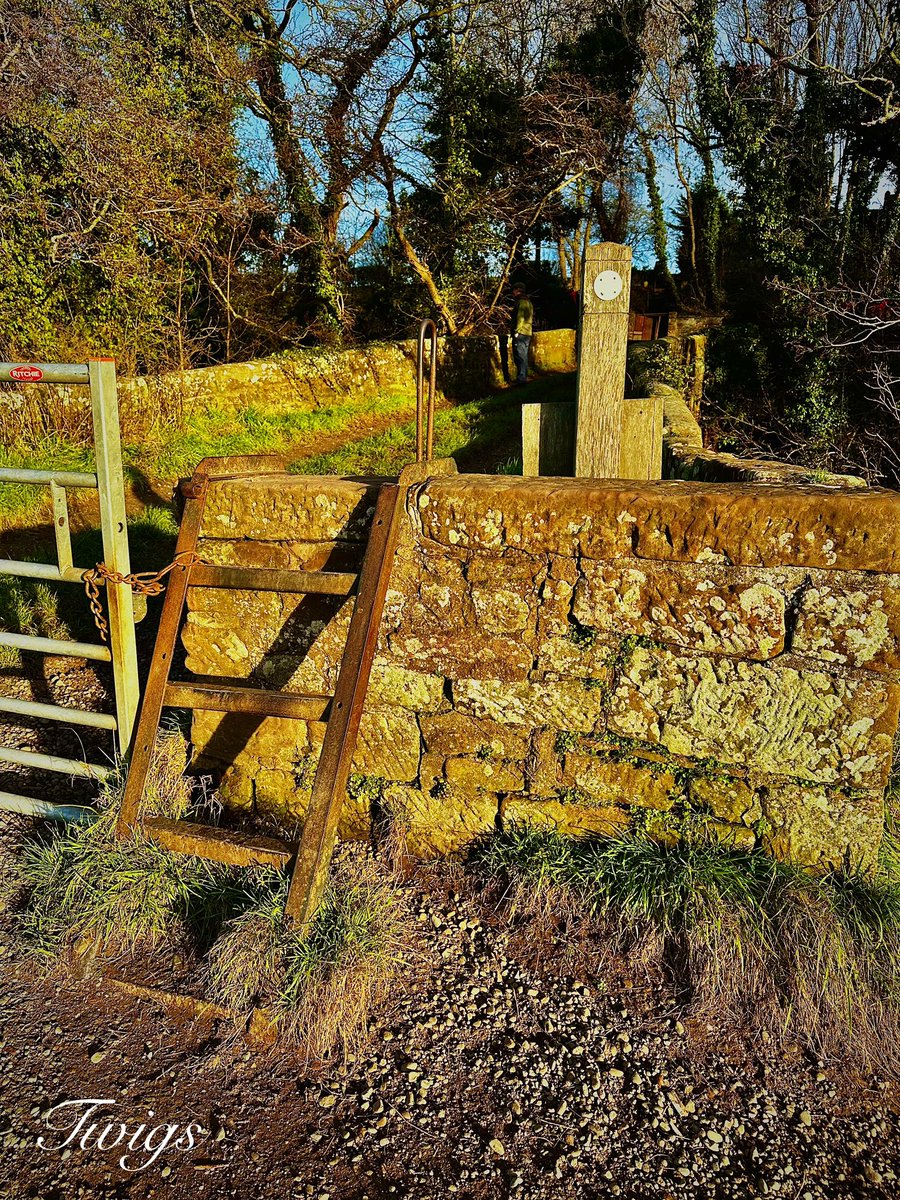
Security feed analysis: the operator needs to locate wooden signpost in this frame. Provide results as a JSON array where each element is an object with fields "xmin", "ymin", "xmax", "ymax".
[
  {"xmin": 575, "ymin": 242, "xmax": 633, "ymax": 478},
  {"xmin": 521, "ymin": 239, "xmax": 663, "ymax": 481}
]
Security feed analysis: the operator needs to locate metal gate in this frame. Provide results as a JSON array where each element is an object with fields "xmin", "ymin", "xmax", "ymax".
[{"xmin": 0, "ymin": 359, "xmax": 139, "ymax": 819}]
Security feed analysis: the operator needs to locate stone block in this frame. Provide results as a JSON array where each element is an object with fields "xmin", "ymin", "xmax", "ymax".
[
  {"xmin": 353, "ymin": 707, "xmax": 422, "ymax": 782},
  {"xmin": 502, "ymin": 797, "xmax": 631, "ymax": 837},
  {"xmin": 761, "ymin": 784, "xmax": 883, "ymax": 874},
  {"xmin": 527, "ymin": 728, "xmax": 563, "ymax": 794},
  {"xmin": 418, "ymin": 753, "xmax": 446, "ymax": 794},
  {"xmin": 689, "ymin": 776, "xmax": 761, "ymax": 825},
  {"xmin": 533, "ymin": 636, "xmax": 615, "ymax": 680},
  {"xmin": 420, "ymin": 712, "xmax": 530, "ymax": 759},
  {"xmin": 414, "ymin": 475, "xmax": 900, "ymax": 571},
  {"xmin": 564, "ymin": 754, "xmax": 676, "ymax": 810},
  {"xmin": 183, "ymin": 588, "xmax": 352, "ymax": 693},
  {"xmin": 299, "ymin": 709, "xmax": 422, "ymax": 783},
  {"xmin": 389, "ymin": 632, "xmax": 533, "ymax": 682},
  {"xmin": 572, "ymin": 562, "xmax": 785, "ymax": 660},
  {"xmin": 192, "ymin": 711, "xmax": 310, "ymax": 767},
  {"xmin": 195, "ymin": 538, "xmax": 363, "ymax": 573},
  {"xmin": 793, "ymin": 578, "xmax": 900, "ymax": 673},
  {"xmin": 472, "ymin": 588, "xmax": 534, "ymax": 634},
  {"xmin": 607, "ymin": 645, "xmax": 900, "ymax": 790},
  {"xmin": 202, "ymin": 475, "xmax": 383, "ymax": 542},
  {"xmin": 217, "ymin": 762, "xmax": 369, "ymax": 839},
  {"xmin": 537, "ymin": 574, "xmax": 576, "ymax": 639},
  {"xmin": 444, "ymin": 756, "xmax": 525, "ymax": 792},
  {"xmin": 367, "ymin": 662, "xmax": 445, "ymax": 712},
  {"xmin": 382, "ymin": 784, "xmax": 498, "ymax": 857},
  {"xmin": 453, "ymin": 677, "xmax": 609, "ymax": 731},
  {"xmin": 696, "ymin": 820, "xmax": 757, "ymax": 851}
]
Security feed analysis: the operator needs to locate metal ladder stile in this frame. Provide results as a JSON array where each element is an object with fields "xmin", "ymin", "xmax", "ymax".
[{"xmin": 115, "ymin": 466, "xmax": 410, "ymax": 924}]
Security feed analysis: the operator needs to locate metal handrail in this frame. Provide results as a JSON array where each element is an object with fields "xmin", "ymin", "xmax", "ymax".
[{"xmin": 416, "ymin": 319, "xmax": 438, "ymax": 462}]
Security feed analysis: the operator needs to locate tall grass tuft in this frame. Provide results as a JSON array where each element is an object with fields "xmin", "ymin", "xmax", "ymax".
[
  {"xmin": 476, "ymin": 824, "xmax": 900, "ymax": 1075},
  {"xmin": 11, "ymin": 730, "xmax": 235, "ymax": 961},
  {"xmin": 11, "ymin": 728, "xmax": 409, "ymax": 1053},
  {"xmin": 207, "ymin": 856, "xmax": 406, "ymax": 1057}
]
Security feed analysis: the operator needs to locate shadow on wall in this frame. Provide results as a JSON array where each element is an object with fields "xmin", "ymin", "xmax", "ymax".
[{"xmin": 192, "ymin": 492, "xmax": 373, "ymax": 781}]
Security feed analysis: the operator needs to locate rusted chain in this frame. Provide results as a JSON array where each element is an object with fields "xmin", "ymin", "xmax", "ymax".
[{"xmin": 83, "ymin": 551, "xmax": 207, "ymax": 642}]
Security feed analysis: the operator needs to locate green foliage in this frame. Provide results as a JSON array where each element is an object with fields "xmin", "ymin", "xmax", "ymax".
[
  {"xmin": 347, "ymin": 774, "xmax": 387, "ymax": 805},
  {"xmin": 566, "ymin": 623, "xmax": 600, "ymax": 650},
  {"xmin": 554, "ymin": 731, "xmax": 580, "ymax": 755},
  {"xmin": 495, "ymin": 456, "xmax": 522, "ymax": 476},
  {"xmin": 0, "ymin": 0, "xmax": 246, "ymax": 370}
]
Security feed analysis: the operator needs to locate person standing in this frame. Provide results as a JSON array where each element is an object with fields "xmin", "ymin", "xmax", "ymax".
[{"xmin": 509, "ymin": 284, "xmax": 533, "ymax": 385}]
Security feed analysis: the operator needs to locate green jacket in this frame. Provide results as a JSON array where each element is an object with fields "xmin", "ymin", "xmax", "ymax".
[{"xmin": 511, "ymin": 295, "xmax": 533, "ymax": 336}]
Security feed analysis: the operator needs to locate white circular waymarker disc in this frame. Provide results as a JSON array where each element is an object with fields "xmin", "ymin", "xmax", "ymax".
[{"xmin": 593, "ymin": 270, "xmax": 624, "ymax": 301}]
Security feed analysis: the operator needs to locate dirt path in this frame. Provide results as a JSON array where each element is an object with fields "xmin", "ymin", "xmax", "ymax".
[{"xmin": 0, "ymin": 841, "xmax": 897, "ymax": 1200}]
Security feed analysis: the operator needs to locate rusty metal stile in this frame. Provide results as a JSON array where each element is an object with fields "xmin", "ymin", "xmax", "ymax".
[{"xmin": 114, "ymin": 456, "xmax": 428, "ymax": 925}]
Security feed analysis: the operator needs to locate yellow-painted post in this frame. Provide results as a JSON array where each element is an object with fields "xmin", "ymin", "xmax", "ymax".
[{"xmin": 575, "ymin": 242, "xmax": 632, "ymax": 478}]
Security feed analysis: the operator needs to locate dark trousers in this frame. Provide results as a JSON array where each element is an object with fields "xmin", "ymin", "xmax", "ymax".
[{"xmin": 512, "ymin": 333, "xmax": 531, "ymax": 383}]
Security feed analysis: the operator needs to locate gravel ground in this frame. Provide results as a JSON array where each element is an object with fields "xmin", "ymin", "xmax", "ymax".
[{"xmin": 0, "ymin": 838, "xmax": 898, "ymax": 1200}]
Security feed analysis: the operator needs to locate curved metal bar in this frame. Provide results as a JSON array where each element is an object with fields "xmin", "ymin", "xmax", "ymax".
[{"xmin": 416, "ymin": 319, "xmax": 438, "ymax": 462}]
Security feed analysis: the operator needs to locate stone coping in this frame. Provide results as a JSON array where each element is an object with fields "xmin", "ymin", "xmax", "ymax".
[{"xmin": 200, "ymin": 471, "xmax": 900, "ymax": 575}]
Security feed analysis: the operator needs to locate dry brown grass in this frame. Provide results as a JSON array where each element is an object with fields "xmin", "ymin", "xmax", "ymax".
[
  {"xmin": 476, "ymin": 824, "xmax": 900, "ymax": 1077},
  {"xmin": 207, "ymin": 851, "xmax": 409, "ymax": 1059}
]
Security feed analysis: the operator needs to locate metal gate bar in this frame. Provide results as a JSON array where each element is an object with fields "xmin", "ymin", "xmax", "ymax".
[
  {"xmin": 0, "ymin": 695, "xmax": 119, "ymax": 730},
  {"xmin": 0, "ymin": 631, "xmax": 111, "ymax": 662},
  {"xmin": 0, "ymin": 746, "xmax": 112, "ymax": 781},
  {"xmin": 0, "ymin": 359, "xmax": 139, "ymax": 820}
]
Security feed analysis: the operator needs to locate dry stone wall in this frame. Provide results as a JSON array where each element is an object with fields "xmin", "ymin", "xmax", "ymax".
[
  {"xmin": 189, "ymin": 471, "xmax": 900, "ymax": 873},
  {"xmin": 116, "ymin": 328, "xmax": 576, "ymax": 429}
]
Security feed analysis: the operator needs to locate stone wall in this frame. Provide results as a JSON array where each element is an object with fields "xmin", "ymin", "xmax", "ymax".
[
  {"xmin": 117, "ymin": 329, "xmax": 576, "ymax": 434},
  {"xmin": 188, "ymin": 471, "xmax": 900, "ymax": 872}
]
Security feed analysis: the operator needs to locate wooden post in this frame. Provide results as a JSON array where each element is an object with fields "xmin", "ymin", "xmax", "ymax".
[
  {"xmin": 575, "ymin": 242, "xmax": 632, "ymax": 478},
  {"xmin": 521, "ymin": 401, "xmax": 575, "ymax": 476},
  {"xmin": 619, "ymin": 396, "xmax": 663, "ymax": 480}
]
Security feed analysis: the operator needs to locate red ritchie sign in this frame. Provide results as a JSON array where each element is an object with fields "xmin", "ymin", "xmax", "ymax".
[{"xmin": 8, "ymin": 366, "xmax": 43, "ymax": 381}]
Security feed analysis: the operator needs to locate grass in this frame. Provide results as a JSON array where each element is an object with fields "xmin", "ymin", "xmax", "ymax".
[
  {"xmin": 475, "ymin": 823, "xmax": 900, "ymax": 1076},
  {"xmin": 0, "ymin": 389, "xmax": 418, "ymax": 523},
  {"xmin": 9, "ymin": 728, "xmax": 407, "ymax": 1053},
  {"xmin": 291, "ymin": 376, "xmax": 571, "ymax": 476},
  {"xmin": 207, "ymin": 855, "xmax": 405, "ymax": 1056},
  {"xmin": 0, "ymin": 578, "xmax": 69, "ymax": 666},
  {"xmin": 151, "ymin": 390, "xmax": 417, "ymax": 479},
  {"xmin": 9, "ymin": 730, "xmax": 238, "ymax": 960},
  {"xmin": 0, "ymin": 370, "xmax": 567, "ymax": 525}
]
